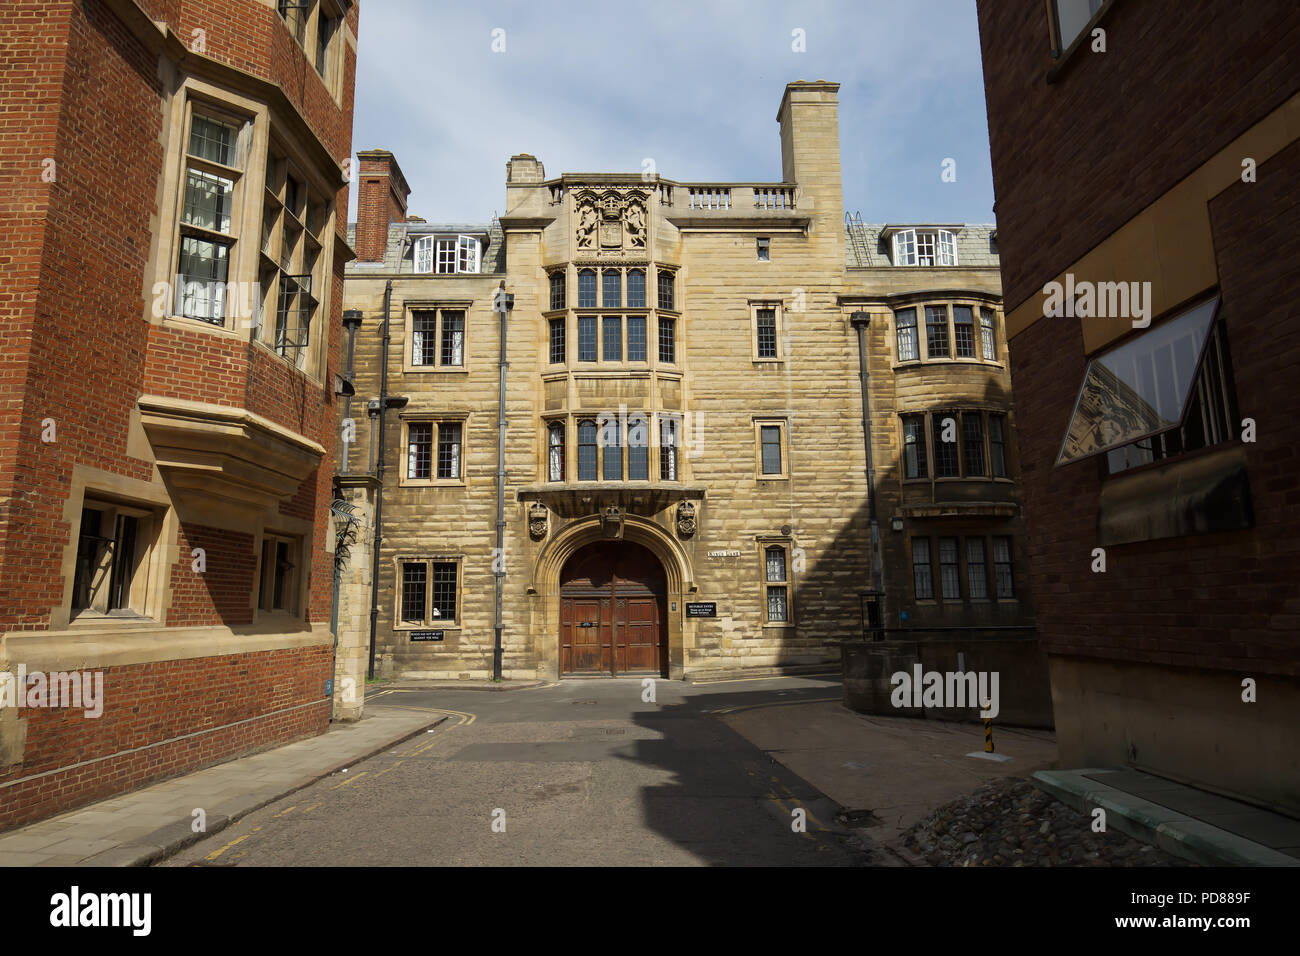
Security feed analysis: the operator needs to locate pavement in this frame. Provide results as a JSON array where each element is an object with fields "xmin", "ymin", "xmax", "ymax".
[
  {"xmin": 1034, "ymin": 768, "xmax": 1300, "ymax": 867},
  {"xmin": 0, "ymin": 673, "xmax": 1290, "ymax": 866},
  {"xmin": 0, "ymin": 703, "xmax": 444, "ymax": 866},
  {"xmin": 713, "ymin": 692, "xmax": 1058, "ymax": 847}
]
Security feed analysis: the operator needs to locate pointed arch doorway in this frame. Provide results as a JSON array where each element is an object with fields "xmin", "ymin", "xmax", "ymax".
[{"xmin": 559, "ymin": 540, "xmax": 667, "ymax": 676}]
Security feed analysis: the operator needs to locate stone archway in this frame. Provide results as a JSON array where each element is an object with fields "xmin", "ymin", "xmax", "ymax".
[{"xmin": 531, "ymin": 514, "xmax": 693, "ymax": 680}]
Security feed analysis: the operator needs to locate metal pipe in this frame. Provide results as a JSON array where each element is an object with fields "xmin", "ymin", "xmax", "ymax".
[
  {"xmin": 367, "ymin": 279, "xmax": 393, "ymax": 680},
  {"xmin": 492, "ymin": 281, "xmax": 512, "ymax": 680},
  {"xmin": 851, "ymin": 311, "xmax": 885, "ymax": 637}
]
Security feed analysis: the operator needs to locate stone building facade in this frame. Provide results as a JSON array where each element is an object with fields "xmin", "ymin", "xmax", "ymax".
[
  {"xmin": 340, "ymin": 81, "xmax": 1032, "ymax": 683},
  {"xmin": 976, "ymin": 0, "xmax": 1300, "ymax": 810},
  {"xmin": 0, "ymin": 0, "xmax": 357, "ymax": 831}
]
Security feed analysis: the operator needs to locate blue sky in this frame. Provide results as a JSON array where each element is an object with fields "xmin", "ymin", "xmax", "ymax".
[{"xmin": 348, "ymin": 0, "xmax": 995, "ymax": 225}]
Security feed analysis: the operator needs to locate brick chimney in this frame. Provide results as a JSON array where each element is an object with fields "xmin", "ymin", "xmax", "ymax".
[{"xmin": 355, "ymin": 149, "xmax": 411, "ymax": 263}]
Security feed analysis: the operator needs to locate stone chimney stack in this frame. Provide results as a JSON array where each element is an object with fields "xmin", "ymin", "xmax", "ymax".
[{"xmin": 355, "ymin": 149, "xmax": 411, "ymax": 263}]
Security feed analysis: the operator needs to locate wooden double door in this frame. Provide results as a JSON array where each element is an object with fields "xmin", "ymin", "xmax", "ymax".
[{"xmin": 559, "ymin": 541, "xmax": 666, "ymax": 676}]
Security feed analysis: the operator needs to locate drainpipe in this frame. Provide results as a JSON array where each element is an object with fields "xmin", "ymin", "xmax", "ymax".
[
  {"xmin": 493, "ymin": 281, "xmax": 514, "ymax": 680},
  {"xmin": 851, "ymin": 311, "xmax": 885, "ymax": 638},
  {"xmin": 367, "ymin": 280, "xmax": 394, "ymax": 680}
]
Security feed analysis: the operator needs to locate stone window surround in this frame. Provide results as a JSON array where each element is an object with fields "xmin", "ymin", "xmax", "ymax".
[
  {"xmin": 752, "ymin": 417, "xmax": 789, "ymax": 480},
  {"xmin": 749, "ymin": 299, "xmax": 785, "ymax": 364},
  {"xmin": 402, "ymin": 300, "xmax": 472, "ymax": 374},
  {"xmin": 396, "ymin": 412, "xmax": 469, "ymax": 488},
  {"xmin": 391, "ymin": 554, "xmax": 464, "ymax": 631},
  {"xmin": 755, "ymin": 535, "xmax": 796, "ymax": 627}
]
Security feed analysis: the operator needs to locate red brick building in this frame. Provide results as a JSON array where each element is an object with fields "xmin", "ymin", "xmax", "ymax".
[
  {"xmin": 976, "ymin": 0, "xmax": 1300, "ymax": 811},
  {"xmin": 0, "ymin": 0, "xmax": 357, "ymax": 831}
]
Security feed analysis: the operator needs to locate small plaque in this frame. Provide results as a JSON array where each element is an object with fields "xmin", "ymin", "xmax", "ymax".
[
  {"xmin": 685, "ymin": 602, "xmax": 717, "ymax": 618},
  {"xmin": 410, "ymin": 630, "xmax": 444, "ymax": 642}
]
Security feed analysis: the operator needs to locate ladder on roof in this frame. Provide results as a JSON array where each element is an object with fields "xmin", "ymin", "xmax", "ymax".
[{"xmin": 845, "ymin": 211, "xmax": 871, "ymax": 267}]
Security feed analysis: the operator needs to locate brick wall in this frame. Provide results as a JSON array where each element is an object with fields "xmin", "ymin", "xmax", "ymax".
[
  {"xmin": 1008, "ymin": 138, "xmax": 1300, "ymax": 679},
  {"xmin": 168, "ymin": 524, "xmax": 257, "ymax": 626},
  {"xmin": 976, "ymin": 0, "xmax": 1300, "ymax": 312},
  {"xmin": 0, "ymin": 643, "xmax": 332, "ymax": 833},
  {"xmin": 0, "ymin": 0, "xmax": 356, "ymax": 827}
]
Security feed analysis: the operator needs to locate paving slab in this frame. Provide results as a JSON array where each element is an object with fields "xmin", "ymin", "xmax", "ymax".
[
  {"xmin": 1035, "ymin": 768, "xmax": 1300, "ymax": 867},
  {"xmin": 717, "ymin": 700, "xmax": 1058, "ymax": 846},
  {"xmin": 0, "ymin": 704, "xmax": 445, "ymax": 867}
]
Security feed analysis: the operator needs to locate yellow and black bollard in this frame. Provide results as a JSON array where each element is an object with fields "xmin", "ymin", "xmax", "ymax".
[{"xmin": 983, "ymin": 701, "xmax": 994, "ymax": 753}]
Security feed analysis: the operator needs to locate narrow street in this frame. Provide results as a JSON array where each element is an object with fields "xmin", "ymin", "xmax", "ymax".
[{"xmin": 162, "ymin": 676, "xmax": 885, "ymax": 867}]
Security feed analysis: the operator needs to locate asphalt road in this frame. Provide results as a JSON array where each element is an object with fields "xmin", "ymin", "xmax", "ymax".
[{"xmin": 160, "ymin": 674, "xmax": 884, "ymax": 866}]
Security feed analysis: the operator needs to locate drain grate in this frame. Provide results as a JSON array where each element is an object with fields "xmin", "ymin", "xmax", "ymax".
[
  {"xmin": 572, "ymin": 699, "xmax": 598, "ymax": 705},
  {"xmin": 837, "ymin": 808, "xmax": 883, "ymax": 828}
]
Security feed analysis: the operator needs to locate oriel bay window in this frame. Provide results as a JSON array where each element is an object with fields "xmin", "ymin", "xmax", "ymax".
[
  {"xmin": 399, "ymin": 558, "xmax": 461, "ymax": 626},
  {"xmin": 259, "ymin": 141, "xmax": 330, "ymax": 374},
  {"xmin": 627, "ymin": 316, "xmax": 647, "ymax": 362},
  {"xmin": 578, "ymin": 269, "xmax": 597, "ymax": 308},
  {"xmin": 911, "ymin": 535, "xmax": 1018, "ymax": 604},
  {"xmin": 657, "ymin": 270, "xmax": 675, "ymax": 311},
  {"xmin": 892, "ymin": 302, "xmax": 1002, "ymax": 364},
  {"xmin": 176, "ymin": 108, "xmax": 248, "ymax": 325},
  {"xmin": 602, "ymin": 316, "xmax": 622, "ymax": 362},
  {"xmin": 911, "ymin": 537, "xmax": 934, "ymax": 600},
  {"xmin": 602, "ymin": 270, "xmax": 621, "ymax": 308},
  {"xmin": 627, "ymin": 415, "xmax": 650, "ymax": 480},
  {"xmin": 549, "ymin": 318, "xmax": 565, "ymax": 364},
  {"xmin": 932, "ymin": 413, "xmax": 960, "ymax": 478},
  {"xmin": 962, "ymin": 413, "xmax": 986, "ymax": 476},
  {"xmin": 938, "ymin": 537, "xmax": 961, "ymax": 600},
  {"xmin": 908, "ymin": 410, "xmax": 1012, "ymax": 481},
  {"xmin": 953, "ymin": 306, "xmax": 977, "ymax": 358},
  {"xmin": 404, "ymin": 419, "xmax": 464, "ymax": 484},
  {"xmin": 578, "ymin": 315, "xmax": 597, "ymax": 362},
  {"xmin": 562, "ymin": 414, "xmax": 680, "ymax": 483},
  {"xmin": 895, "ymin": 307, "xmax": 919, "ymax": 362},
  {"xmin": 548, "ymin": 421, "xmax": 566, "ymax": 481},
  {"xmin": 925, "ymin": 306, "xmax": 949, "ymax": 359},
  {"xmin": 627, "ymin": 269, "xmax": 646, "ymax": 308},
  {"xmin": 980, "ymin": 308, "xmax": 998, "ymax": 360},
  {"xmin": 660, "ymin": 416, "xmax": 679, "ymax": 481},
  {"xmin": 902, "ymin": 414, "xmax": 927, "ymax": 479},
  {"xmin": 966, "ymin": 539, "xmax": 989, "ymax": 600},
  {"xmin": 600, "ymin": 414, "xmax": 623, "ymax": 480},
  {"xmin": 549, "ymin": 271, "xmax": 566, "ymax": 310},
  {"xmin": 658, "ymin": 317, "xmax": 676, "ymax": 364}
]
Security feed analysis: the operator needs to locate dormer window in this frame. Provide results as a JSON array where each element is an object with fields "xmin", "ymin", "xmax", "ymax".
[
  {"xmin": 413, "ymin": 234, "xmax": 482, "ymax": 275},
  {"xmin": 892, "ymin": 229, "xmax": 958, "ymax": 267}
]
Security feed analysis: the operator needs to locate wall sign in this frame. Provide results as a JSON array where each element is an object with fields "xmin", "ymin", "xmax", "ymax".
[
  {"xmin": 707, "ymin": 550, "xmax": 743, "ymax": 558},
  {"xmin": 685, "ymin": 602, "xmax": 717, "ymax": 618},
  {"xmin": 410, "ymin": 630, "xmax": 444, "ymax": 642}
]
